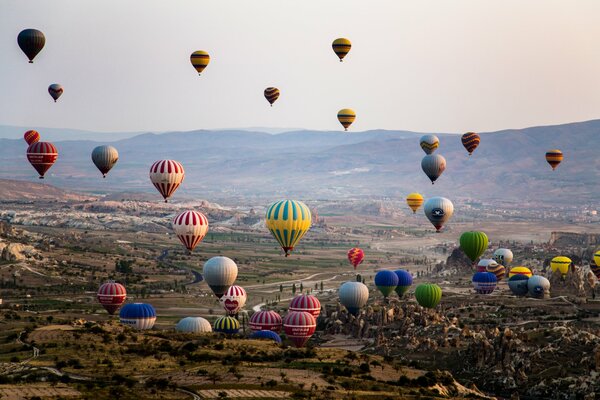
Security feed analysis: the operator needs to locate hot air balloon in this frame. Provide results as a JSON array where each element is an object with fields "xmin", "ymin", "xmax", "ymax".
[
  {"xmin": 213, "ymin": 316, "xmax": 240, "ymax": 334},
  {"xmin": 461, "ymin": 132, "xmax": 480, "ymax": 155},
  {"xmin": 265, "ymin": 200, "xmax": 311, "ymax": 257},
  {"xmin": 337, "ymin": 109, "xmax": 356, "ymax": 131},
  {"xmin": 332, "ymin": 38, "xmax": 351, "ymax": 62},
  {"xmin": 289, "ymin": 294, "xmax": 321, "ymax": 318},
  {"xmin": 220, "ymin": 285, "xmax": 247, "ymax": 315},
  {"xmin": 419, "ymin": 135, "xmax": 439, "ymax": 155},
  {"xmin": 508, "ymin": 266, "xmax": 532, "ymax": 278},
  {"xmin": 374, "ymin": 270, "xmax": 399, "ymax": 298},
  {"xmin": 406, "ymin": 193, "xmax": 424, "ymax": 214},
  {"xmin": 460, "ymin": 231, "xmax": 489, "ymax": 264},
  {"xmin": 394, "ymin": 270, "xmax": 413, "ymax": 297},
  {"xmin": 48, "ymin": 84, "xmax": 63, "ymax": 102},
  {"xmin": 477, "ymin": 259, "xmax": 497, "ymax": 273},
  {"xmin": 486, "ymin": 263, "xmax": 506, "ymax": 281},
  {"xmin": 339, "ymin": 281, "xmax": 369, "ymax": 316},
  {"xmin": 421, "ymin": 154, "xmax": 446, "ymax": 184},
  {"xmin": 264, "ymin": 87, "xmax": 280, "ymax": 106},
  {"xmin": 250, "ymin": 330, "xmax": 282, "ymax": 344},
  {"xmin": 149, "ymin": 160, "xmax": 185, "ymax": 202},
  {"xmin": 594, "ymin": 249, "xmax": 600, "ymax": 267},
  {"xmin": 172, "ymin": 210, "xmax": 209, "ymax": 253},
  {"xmin": 550, "ymin": 256, "xmax": 571, "ymax": 277},
  {"xmin": 591, "ymin": 262, "xmax": 600, "ymax": 281},
  {"xmin": 97, "ymin": 281, "xmax": 126, "ymax": 315},
  {"xmin": 508, "ymin": 275, "xmax": 529, "ymax": 296},
  {"xmin": 415, "ymin": 283, "xmax": 442, "ymax": 308},
  {"xmin": 249, "ymin": 310, "xmax": 282, "ymax": 332},
  {"xmin": 283, "ymin": 311, "xmax": 316, "ymax": 348},
  {"xmin": 347, "ymin": 247, "xmax": 364, "ymax": 270},
  {"xmin": 119, "ymin": 303, "xmax": 156, "ymax": 330},
  {"xmin": 424, "ymin": 197, "xmax": 454, "ymax": 232},
  {"xmin": 176, "ymin": 317, "xmax": 212, "ymax": 333},
  {"xmin": 23, "ymin": 130, "xmax": 40, "ymax": 145},
  {"xmin": 190, "ymin": 50, "xmax": 210, "ymax": 75},
  {"xmin": 493, "ymin": 248, "xmax": 513, "ymax": 267},
  {"xmin": 91, "ymin": 145, "xmax": 119, "ymax": 178},
  {"xmin": 27, "ymin": 142, "xmax": 57, "ymax": 179},
  {"xmin": 17, "ymin": 29, "xmax": 45, "ymax": 63},
  {"xmin": 203, "ymin": 256, "xmax": 238, "ymax": 298},
  {"xmin": 545, "ymin": 149, "xmax": 563, "ymax": 170},
  {"xmin": 472, "ymin": 272, "xmax": 497, "ymax": 294},
  {"xmin": 527, "ymin": 276, "xmax": 550, "ymax": 299}
]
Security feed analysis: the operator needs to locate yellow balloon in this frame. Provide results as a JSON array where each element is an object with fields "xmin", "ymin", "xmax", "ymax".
[
  {"xmin": 332, "ymin": 38, "xmax": 351, "ymax": 62},
  {"xmin": 595, "ymin": 249, "xmax": 600, "ymax": 267},
  {"xmin": 550, "ymin": 256, "xmax": 571, "ymax": 276},
  {"xmin": 508, "ymin": 266, "xmax": 532, "ymax": 278},
  {"xmin": 337, "ymin": 109, "xmax": 356, "ymax": 131},
  {"xmin": 406, "ymin": 193, "xmax": 424, "ymax": 214},
  {"xmin": 265, "ymin": 200, "xmax": 311, "ymax": 257},
  {"xmin": 190, "ymin": 50, "xmax": 210, "ymax": 75}
]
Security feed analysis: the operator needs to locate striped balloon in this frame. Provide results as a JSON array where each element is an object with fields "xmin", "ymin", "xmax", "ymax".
[
  {"xmin": 119, "ymin": 303, "xmax": 156, "ymax": 330},
  {"xmin": 545, "ymin": 149, "xmax": 563, "ymax": 170},
  {"xmin": 264, "ymin": 87, "xmax": 280, "ymax": 106},
  {"xmin": 23, "ymin": 130, "xmax": 40, "ymax": 145},
  {"xmin": 91, "ymin": 145, "xmax": 119, "ymax": 178},
  {"xmin": 594, "ymin": 249, "xmax": 600, "ymax": 267},
  {"xmin": 508, "ymin": 266, "xmax": 532, "ymax": 278},
  {"xmin": 337, "ymin": 108, "xmax": 356, "ymax": 131},
  {"xmin": 486, "ymin": 263, "xmax": 506, "ymax": 281},
  {"xmin": 461, "ymin": 132, "xmax": 480, "ymax": 155},
  {"xmin": 172, "ymin": 210, "xmax": 209, "ymax": 252},
  {"xmin": 250, "ymin": 330, "xmax": 282, "ymax": 343},
  {"xmin": 48, "ymin": 84, "xmax": 63, "ymax": 102},
  {"xmin": 421, "ymin": 154, "xmax": 446, "ymax": 184},
  {"xmin": 283, "ymin": 311, "xmax": 316, "ymax": 348},
  {"xmin": 459, "ymin": 231, "xmax": 489, "ymax": 263},
  {"xmin": 149, "ymin": 160, "xmax": 185, "ymax": 202},
  {"xmin": 419, "ymin": 135, "xmax": 439, "ymax": 155},
  {"xmin": 18, "ymin": 29, "xmax": 45, "ymax": 63},
  {"xmin": 477, "ymin": 259, "xmax": 496, "ymax": 273},
  {"xmin": 550, "ymin": 256, "xmax": 571, "ymax": 276},
  {"xmin": 219, "ymin": 285, "xmax": 247, "ymax": 315},
  {"xmin": 97, "ymin": 281, "xmax": 126, "ymax": 315},
  {"xmin": 27, "ymin": 142, "xmax": 58, "ymax": 179},
  {"xmin": 590, "ymin": 263, "xmax": 600, "ymax": 280},
  {"xmin": 176, "ymin": 317, "xmax": 212, "ymax": 333},
  {"xmin": 414, "ymin": 283, "xmax": 442, "ymax": 308},
  {"xmin": 190, "ymin": 50, "xmax": 210, "ymax": 75},
  {"xmin": 472, "ymin": 272, "xmax": 497, "ymax": 294},
  {"xmin": 347, "ymin": 247, "xmax": 364, "ymax": 270},
  {"xmin": 424, "ymin": 197, "xmax": 454, "ymax": 232},
  {"xmin": 249, "ymin": 310, "xmax": 282, "ymax": 332},
  {"xmin": 332, "ymin": 38, "xmax": 352, "ymax": 62},
  {"xmin": 213, "ymin": 316, "xmax": 240, "ymax": 335},
  {"xmin": 265, "ymin": 200, "xmax": 311, "ymax": 257},
  {"xmin": 203, "ymin": 256, "xmax": 238, "ymax": 298},
  {"xmin": 289, "ymin": 294, "xmax": 321, "ymax": 318},
  {"xmin": 406, "ymin": 193, "xmax": 424, "ymax": 214}
]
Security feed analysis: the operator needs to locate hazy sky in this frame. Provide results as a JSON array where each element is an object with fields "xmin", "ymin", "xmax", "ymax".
[{"xmin": 2, "ymin": 0, "xmax": 600, "ymax": 133}]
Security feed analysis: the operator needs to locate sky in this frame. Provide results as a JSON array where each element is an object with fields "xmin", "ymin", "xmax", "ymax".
[{"xmin": 1, "ymin": 0, "xmax": 600, "ymax": 134}]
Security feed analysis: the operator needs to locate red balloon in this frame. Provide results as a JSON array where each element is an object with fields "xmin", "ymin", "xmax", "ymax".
[
  {"xmin": 288, "ymin": 294, "xmax": 321, "ymax": 318},
  {"xmin": 347, "ymin": 247, "xmax": 364, "ymax": 269},
  {"xmin": 24, "ymin": 130, "xmax": 40, "ymax": 145},
  {"xmin": 26, "ymin": 141, "xmax": 57, "ymax": 178},
  {"xmin": 97, "ymin": 281, "xmax": 127, "ymax": 315},
  {"xmin": 249, "ymin": 310, "xmax": 282, "ymax": 332},
  {"xmin": 283, "ymin": 311, "xmax": 316, "ymax": 348}
]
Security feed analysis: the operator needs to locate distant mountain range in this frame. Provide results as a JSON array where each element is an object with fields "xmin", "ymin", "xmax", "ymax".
[{"xmin": 0, "ymin": 120, "xmax": 598, "ymax": 205}]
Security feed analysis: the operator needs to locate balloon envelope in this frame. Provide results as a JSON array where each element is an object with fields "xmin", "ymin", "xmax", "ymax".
[
  {"xmin": 265, "ymin": 200, "xmax": 311, "ymax": 256},
  {"xmin": 339, "ymin": 281, "xmax": 369, "ymax": 315},
  {"xmin": 419, "ymin": 135, "xmax": 439, "ymax": 155},
  {"xmin": 374, "ymin": 270, "xmax": 399, "ymax": 298},
  {"xmin": 249, "ymin": 310, "xmax": 282, "ymax": 332},
  {"xmin": 264, "ymin": 87, "xmax": 280, "ymax": 106},
  {"xmin": 203, "ymin": 256, "xmax": 238, "ymax": 298},
  {"xmin": 18, "ymin": 29, "xmax": 45, "ymax": 63},
  {"xmin": 337, "ymin": 108, "xmax": 356, "ymax": 131},
  {"xmin": 213, "ymin": 316, "xmax": 240, "ymax": 334},
  {"xmin": 406, "ymin": 193, "xmax": 424, "ymax": 214},
  {"xmin": 508, "ymin": 266, "xmax": 532, "ymax": 278},
  {"xmin": 493, "ymin": 248, "xmax": 513, "ymax": 267},
  {"xmin": 460, "ymin": 231, "xmax": 489, "ymax": 263},
  {"xmin": 347, "ymin": 247, "xmax": 364, "ymax": 269},
  {"xmin": 332, "ymin": 38, "xmax": 351, "ymax": 61},
  {"xmin": 550, "ymin": 256, "xmax": 571, "ymax": 276},
  {"xmin": 24, "ymin": 130, "xmax": 40, "ymax": 145},
  {"xmin": 461, "ymin": 132, "xmax": 480, "ymax": 155},
  {"xmin": 424, "ymin": 197, "xmax": 454, "ymax": 232},
  {"xmin": 289, "ymin": 294, "xmax": 321, "ymax": 318},
  {"xmin": 176, "ymin": 317, "xmax": 212, "ymax": 333},
  {"xmin": 190, "ymin": 50, "xmax": 210, "ymax": 75},
  {"xmin": 415, "ymin": 284, "xmax": 442, "ymax": 308},
  {"xmin": 172, "ymin": 210, "xmax": 209, "ymax": 252},
  {"xmin": 545, "ymin": 149, "xmax": 563, "ymax": 170},
  {"xmin": 394, "ymin": 270, "xmax": 413, "ymax": 297},
  {"xmin": 527, "ymin": 275, "xmax": 550, "ymax": 299},
  {"xmin": 97, "ymin": 281, "xmax": 126, "ymax": 315},
  {"xmin": 48, "ymin": 84, "xmax": 63, "ymax": 102},
  {"xmin": 421, "ymin": 154, "xmax": 446, "ymax": 184},
  {"xmin": 508, "ymin": 275, "xmax": 529, "ymax": 296},
  {"xmin": 27, "ymin": 142, "xmax": 57, "ymax": 179},
  {"xmin": 472, "ymin": 272, "xmax": 497, "ymax": 294},
  {"xmin": 219, "ymin": 285, "xmax": 247, "ymax": 315},
  {"xmin": 149, "ymin": 160, "xmax": 185, "ymax": 202},
  {"xmin": 250, "ymin": 330, "xmax": 282, "ymax": 343},
  {"xmin": 119, "ymin": 303, "xmax": 156, "ymax": 330},
  {"xmin": 91, "ymin": 145, "xmax": 119, "ymax": 178},
  {"xmin": 283, "ymin": 311, "xmax": 316, "ymax": 348}
]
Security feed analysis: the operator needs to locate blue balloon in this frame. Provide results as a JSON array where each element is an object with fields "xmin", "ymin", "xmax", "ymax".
[
  {"xmin": 393, "ymin": 270, "xmax": 413, "ymax": 296},
  {"xmin": 472, "ymin": 272, "xmax": 497, "ymax": 294},
  {"xmin": 508, "ymin": 275, "xmax": 529, "ymax": 296},
  {"xmin": 374, "ymin": 270, "xmax": 399, "ymax": 297},
  {"xmin": 119, "ymin": 303, "xmax": 156, "ymax": 330},
  {"xmin": 250, "ymin": 330, "xmax": 282, "ymax": 343}
]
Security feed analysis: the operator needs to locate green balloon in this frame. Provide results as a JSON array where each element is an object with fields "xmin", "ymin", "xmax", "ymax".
[
  {"xmin": 395, "ymin": 286, "xmax": 410, "ymax": 297},
  {"xmin": 414, "ymin": 284, "xmax": 442, "ymax": 308},
  {"xmin": 459, "ymin": 231, "xmax": 489, "ymax": 263}
]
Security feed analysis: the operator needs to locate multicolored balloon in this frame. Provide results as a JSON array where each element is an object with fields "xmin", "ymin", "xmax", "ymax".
[
  {"xmin": 190, "ymin": 50, "xmax": 210, "ymax": 75},
  {"xmin": 18, "ymin": 29, "xmax": 45, "ymax": 63},
  {"xmin": 414, "ymin": 283, "xmax": 442, "ymax": 308},
  {"xmin": 27, "ymin": 142, "xmax": 57, "ymax": 179},
  {"xmin": 406, "ymin": 193, "xmax": 424, "ymax": 214},
  {"xmin": 337, "ymin": 108, "xmax": 356, "ymax": 131},
  {"xmin": 213, "ymin": 316, "xmax": 240, "ymax": 334},
  {"xmin": 172, "ymin": 210, "xmax": 209, "ymax": 253},
  {"xmin": 419, "ymin": 135, "xmax": 439, "ymax": 155},
  {"xmin": 283, "ymin": 311, "xmax": 316, "ymax": 347},
  {"xmin": 493, "ymin": 248, "xmax": 513, "ymax": 267},
  {"xmin": 477, "ymin": 259, "xmax": 497, "ymax": 273},
  {"xmin": 265, "ymin": 200, "xmax": 311, "ymax": 257},
  {"xmin": 545, "ymin": 149, "xmax": 563, "ymax": 170},
  {"xmin": 264, "ymin": 87, "xmax": 280, "ymax": 106},
  {"xmin": 393, "ymin": 270, "xmax": 413, "ymax": 297},
  {"xmin": 119, "ymin": 303, "xmax": 156, "ymax": 330},
  {"xmin": 219, "ymin": 285, "xmax": 247, "ymax": 315},
  {"xmin": 249, "ymin": 310, "xmax": 282, "ymax": 332},
  {"xmin": 347, "ymin": 247, "xmax": 364, "ymax": 270},
  {"xmin": 23, "ymin": 130, "xmax": 40, "ymax": 145},
  {"xmin": 332, "ymin": 38, "xmax": 351, "ymax": 62},
  {"xmin": 48, "ymin": 84, "xmax": 63, "ymax": 102},
  {"xmin": 424, "ymin": 197, "xmax": 454, "ymax": 232},
  {"xmin": 91, "ymin": 145, "xmax": 119, "ymax": 178},
  {"xmin": 486, "ymin": 263, "xmax": 506, "ymax": 281},
  {"xmin": 97, "ymin": 281, "xmax": 126, "ymax": 315},
  {"xmin": 550, "ymin": 256, "xmax": 571, "ymax": 276},
  {"xmin": 374, "ymin": 270, "xmax": 399, "ymax": 298},
  {"xmin": 508, "ymin": 266, "xmax": 532, "ymax": 278},
  {"xmin": 461, "ymin": 132, "xmax": 480, "ymax": 155},
  {"xmin": 289, "ymin": 294, "xmax": 321, "ymax": 318},
  {"xmin": 472, "ymin": 272, "xmax": 497, "ymax": 294},
  {"xmin": 176, "ymin": 317, "xmax": 212, "ymax": 333},
  {"xmin": 203, "ymin": 256, "xmax": 238, "ymax": 298},
  {"xmin": 149, "ymin": 160, "xmax": 185, "ymax": 202},
  {"xmin": 460, "ymin": 231, "xmax": 489, "ymax": 264},
  {"xmin": 421, "ymin": 154, "xmax": 446, "ymax": 184},
  {"xmin": 339, "ymin": 281, "xmax": 369, "ymax": 316}
]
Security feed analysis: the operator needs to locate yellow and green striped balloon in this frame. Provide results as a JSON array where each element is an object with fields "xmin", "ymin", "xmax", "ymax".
[
  {"xmin": 337, "ymin": 108, "xmax": 356, "ymax": 131},
  {"xmin": 213, "ymin": 316, "xmax": 240, "ymax": 334},
  {"xmin": 190, "ymin": 50, "xmax": 210, "ymax": 75},
  {"xmin": 265, "ymin": 200, "xmax": 311, "ymax": 257}
]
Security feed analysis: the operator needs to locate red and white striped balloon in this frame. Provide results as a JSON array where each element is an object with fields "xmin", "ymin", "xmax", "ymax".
[
  {"xmin": 172, "ymin": 210, "xmax": 209, "ymax": 252},
  {"xmin": 97, "ymin": 281, "xmax": 127, "ymax": 315},
  {"xmin": 289, "ymin": 294, "xmax": 321, "ymax": 318},
  {"xmin": 149, "ymin": 160, "xmax": 185, "ymax": 202},
  {"xmin": 249, "ymin": 310, "xmax": 282, "ymax": 332},
  {"xmin": 27, "ymin": 142, "xmax": 58, "ymax": 179},
  {"xmin": 219, "ymin": 285, "xmax": 247, "ymax": 315},
  {"xmin": 283, "ymin": 311, "xmax": 316, "ymax": 348}
]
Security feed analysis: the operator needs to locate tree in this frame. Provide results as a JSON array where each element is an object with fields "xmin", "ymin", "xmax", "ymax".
[
  {"xmin": 279, "ymin": 284, "xmax": 283, "ymax": 293},
  {"xmin": 300, "ymin": 283, "xmax": 304, "ymax": 292},
  {"xmin": 208, "ymin": 370, "xmax": 221, "ymax": 385},
  {"xmin": 320, "ymin": 281, "xmax": 324, "ymax": 292},
  {"xmin": 292, "ymin": 284, "xmax": 296, "ymax": 295}
]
